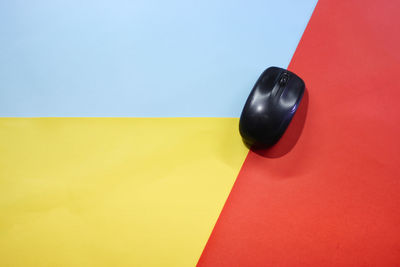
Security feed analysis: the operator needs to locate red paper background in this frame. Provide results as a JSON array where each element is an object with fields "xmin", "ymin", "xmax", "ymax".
[{"xmin": 198, "ymin": 0, "xmax": 400, "ymax": 266}]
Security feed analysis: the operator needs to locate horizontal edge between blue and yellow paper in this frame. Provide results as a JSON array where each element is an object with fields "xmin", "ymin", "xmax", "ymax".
[{"xmin": 0, "ymin": 118, "xmax": 248, "ymax": 266}]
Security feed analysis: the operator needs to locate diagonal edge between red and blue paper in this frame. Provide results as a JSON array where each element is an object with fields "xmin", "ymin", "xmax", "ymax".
[{"xmin": 198, "ymin": 0, "xmax": 400, "ymax": 266}]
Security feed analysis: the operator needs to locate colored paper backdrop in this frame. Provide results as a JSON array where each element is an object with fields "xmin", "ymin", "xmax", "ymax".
[{"xmin": 0, "ymin": 1, "xmax": 317, "ymax": 266}]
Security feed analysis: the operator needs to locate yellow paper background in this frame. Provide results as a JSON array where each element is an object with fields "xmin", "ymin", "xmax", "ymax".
[{"xmin": 0, "ymin": 118, "xmax": 248, "ymax": 266}]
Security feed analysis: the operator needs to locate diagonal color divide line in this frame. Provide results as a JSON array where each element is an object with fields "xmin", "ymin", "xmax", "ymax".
[{"xmin": 198, "ymin": 0, "xmax": 400, "ymax": 266}]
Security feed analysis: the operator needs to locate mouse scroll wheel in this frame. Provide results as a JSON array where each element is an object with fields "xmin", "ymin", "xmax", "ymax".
[{"xmin": 279, "ymin": 73, "xmax": 289, "ymax": 86}]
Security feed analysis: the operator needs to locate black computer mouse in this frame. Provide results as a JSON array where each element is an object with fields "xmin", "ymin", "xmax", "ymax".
[{"xmin": 239, "ymin": 67, "xmax": 305, "ymax": 148}]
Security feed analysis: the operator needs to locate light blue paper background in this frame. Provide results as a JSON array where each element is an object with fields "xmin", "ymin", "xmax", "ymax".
[{"xmin": 0, "ymin": 0, "xmax": 317, "ymax": 117}]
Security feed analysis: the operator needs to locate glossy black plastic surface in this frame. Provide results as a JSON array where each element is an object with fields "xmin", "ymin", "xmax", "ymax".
[{"xmin": 239, "ymin": 67, "xmax": 305, "ymax": 148}]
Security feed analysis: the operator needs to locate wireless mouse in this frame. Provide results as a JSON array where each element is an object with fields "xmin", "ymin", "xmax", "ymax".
[{"xmin": 239, "ymin": 66, "xmax": 305, "ymax": 148}]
